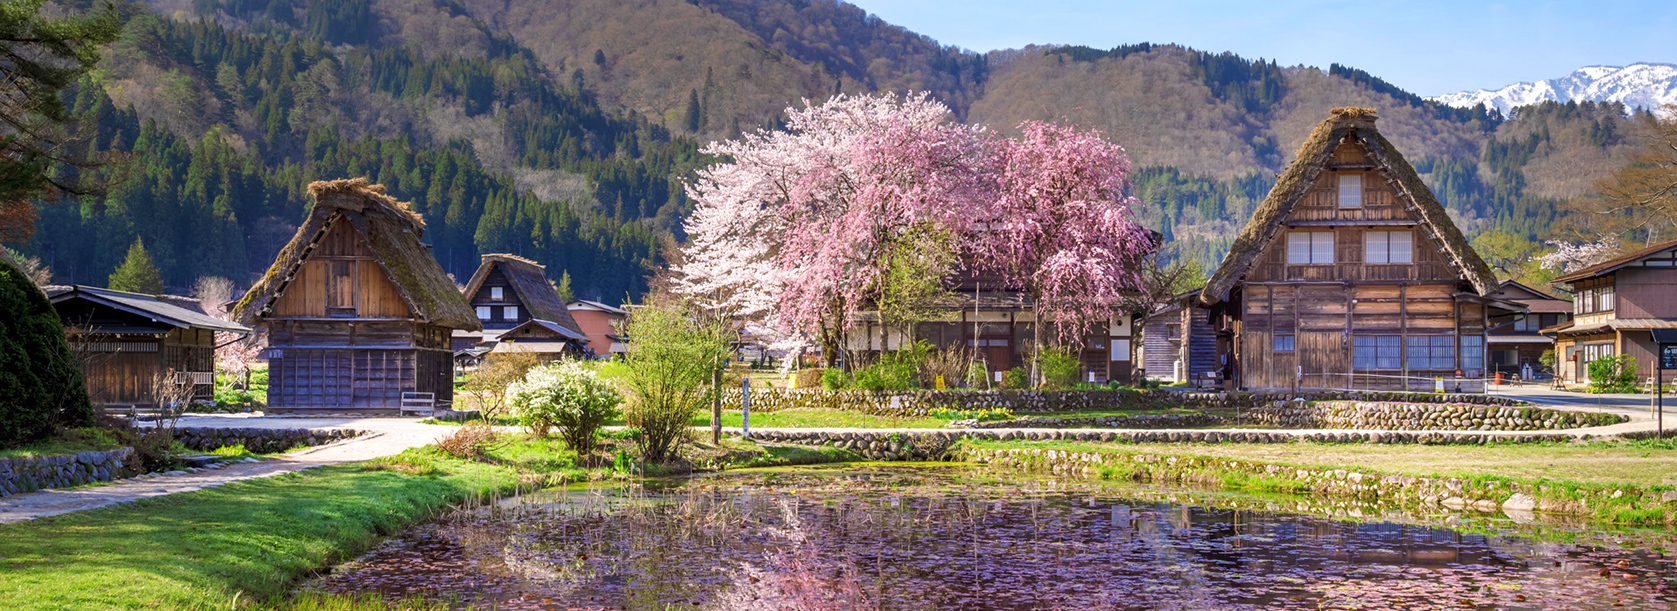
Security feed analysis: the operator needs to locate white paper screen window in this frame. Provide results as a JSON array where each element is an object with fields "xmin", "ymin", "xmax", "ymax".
[{"xmin": 1338, "ymin": 173, "xmax": 1362, "ymax": 208}]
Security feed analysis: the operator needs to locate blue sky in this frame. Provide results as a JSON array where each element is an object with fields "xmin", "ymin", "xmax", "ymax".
[{"xmin": 845, "ymin": 1, "xmax": 1677, "ymax": 96}]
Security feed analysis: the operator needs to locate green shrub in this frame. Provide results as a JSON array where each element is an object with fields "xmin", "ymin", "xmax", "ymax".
[
  {"xmin": 0, "ymin": 257, "xmax": 93, "ymax": 448},
  {"xmin": 618, "ymin": 301, "xmax": 731, "ymax": 462},
  {"xmin": 1001, "ymin": 367, "xmax": 1030, "ymax": 390},
  {"xmin": 820, "ymin": 367, "xmax": 850, "ymax": 389},
  {"xmin": 1038, "ymin": 347, "xmax": 1082, "ymax": 390},
  {"xmin": 794, "ymin": 367, "xmax": 826, "ymax": 389},
  {"xmin": 508, "ymin": 361, "xmax": 622, "ymax": 456},
  {"xmin": 1587, "ymin": 355, "xmax": 1640, "ymax": 393}
]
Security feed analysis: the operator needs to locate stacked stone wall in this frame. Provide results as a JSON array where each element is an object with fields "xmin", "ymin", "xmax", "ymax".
[
  {"xmin": 172, "ymin": 427, "xmax": 360, "ymax": 454},
  {"xmin": 0, "ymin": 449, "xmax": 133, "ymax": 497},
  {"xmin": 1246, "ymin": 401, "xmax": 1626, "ymax": 431},
  {"xmin": 723, "ymin": 388, "xmax": 1527, "ymax": 416}
]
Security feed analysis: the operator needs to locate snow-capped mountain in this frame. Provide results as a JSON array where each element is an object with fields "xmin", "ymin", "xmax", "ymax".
[{"xmin": 1428, "ymin": 63, "xmax": 1677, "ymax": 116}]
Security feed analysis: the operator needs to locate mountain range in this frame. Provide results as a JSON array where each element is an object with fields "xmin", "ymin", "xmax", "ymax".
[
  {"xmin": 20, "ymin": 0, "xmax": 1665, "ymax": 298},
  {"xmin": 1429, "ymin": 63, "xmax": 1677, "ymax": 117}
]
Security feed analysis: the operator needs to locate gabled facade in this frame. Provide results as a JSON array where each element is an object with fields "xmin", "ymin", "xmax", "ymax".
[
  {"xmin": 48, "ymin": 285, "xmax": 249, "ymax": 406},
  {"xmin": 233, "ymin": 179, "xmax": 480, "ymax": 412},
  {"xmin": 1546, "ymin": 237, "xmax": 1677, "ymax": 385},
  {"xmin": 455, "ymin": 254, "xmax": 586, "ymax": 351},
  {"xmin": 492, "ymin": 318, "xmax": 591, "ymax": 360},
  {"xmin": 1486, "ymin": 280, "xmax": 1571, "ymax": 378},
  {"xmin": 1200, "ymin": 108, "xmax": 1505, "ymax": 392}
]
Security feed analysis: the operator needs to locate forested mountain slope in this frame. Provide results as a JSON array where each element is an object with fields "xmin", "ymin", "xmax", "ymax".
[{"xmin": 19, "ymin": 0, "xmax": 1660, "ymax": 298}]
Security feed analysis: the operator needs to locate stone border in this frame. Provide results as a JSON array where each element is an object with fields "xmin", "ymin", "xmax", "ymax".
[
  {"xmin": 953, "ymin": 414, "xmax": 1227, "ymax": 429},
  {"xmin": 173, "ymin": 427, "xmax": 360, "ymax": 454},
  {"xmin": 723, "ymin": 388, "xmax": 1527, "ymax": 417},
  {"xmin": 957, "ymin": 444, "xmax": 1677, "ymax": 525},
  {"xmin": 0, "ymin": 449, "xmax": 133, "ymax": 497},
  {"xmin": 1246, "ymin": 401, "xmax": 1626, "ymax": 431}
]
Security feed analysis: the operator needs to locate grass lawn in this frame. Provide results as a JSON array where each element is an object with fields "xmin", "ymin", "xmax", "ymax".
[
  {"xmin": 959, "ymin": 438, "xmax": 1677, "ymax": 487},
  {"xmin": 0, "ymin": 427, "xmax": 127, "ymax": 459},
  {"xmin": 0, "ymin": 434, "xmax": 585, "ymax": 611}
]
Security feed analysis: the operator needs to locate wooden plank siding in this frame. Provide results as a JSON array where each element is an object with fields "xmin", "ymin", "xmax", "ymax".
[{"xmin": 269, "ymin": 220, "xmax": 413, "ymax": 319}]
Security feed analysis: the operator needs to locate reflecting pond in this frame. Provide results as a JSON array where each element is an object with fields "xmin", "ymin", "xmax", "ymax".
[{"xmin": 308, "ymin": 465, "xmax": 1677, "ymax": 610}]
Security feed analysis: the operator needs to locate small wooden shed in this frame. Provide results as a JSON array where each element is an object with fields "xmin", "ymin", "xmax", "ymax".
[
  {"xmin": 48, "ymin": 285, "xmax": 250, "ymax": 407},
  {"xmin": 233, "ymin": 178, "xmax": 481, "ymax": 412}
]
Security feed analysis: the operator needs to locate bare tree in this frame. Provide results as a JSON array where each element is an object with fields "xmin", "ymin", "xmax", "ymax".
[
  {"xmin": 1, "ymin": 246, "xmax": 50, "ymax": 286},
  {"xmin": 194, "ymin": 276, "xmax": 263, "ymax": 393}
]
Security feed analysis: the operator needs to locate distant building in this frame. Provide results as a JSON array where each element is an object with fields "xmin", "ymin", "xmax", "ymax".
[
  {"xmin": 567, "ymin": 299, "xmax": 629, "ymax": 359},
  {"xmin": 455, "ymin": 254, "xmax": 588, "ymax": 354},
  {"xmin": 1486, "ymin": 280, "xmax": 1571, "ymax": 378},
  {"xmin": 1199, "ymin": 108, "xmax": 1515, "ymax": 392},
  {"xmin": 1140, "ymin": 290, "xmax": 1220, "ymax": 386},
  {"xmin": 234, "ymin": 179, "xmax": 480, "ymax": 413},
  {"xmin": 47, "ymin": 285, "xmax": 249, "ymax": 407},
  {"xmin": 1545, "ymin": 237, "xmax": 1677, "ymax": 385}
]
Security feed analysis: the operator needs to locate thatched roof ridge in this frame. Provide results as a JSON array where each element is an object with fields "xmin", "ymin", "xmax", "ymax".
[
  {"xmin": 232, "ymin": 178, "xmax": 480, "ymax": 330},
  {"xmin": 461, "ymin": 253, "xmax": 584, "ymax": 334},
  {"xmin": 1200, "ymin": 108, "xmax": 1497, "ymax": 304}
]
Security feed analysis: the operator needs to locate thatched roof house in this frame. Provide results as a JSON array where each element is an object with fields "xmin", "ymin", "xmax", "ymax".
[
  {"xmin": 456, "ymin": 254, "xmax": 584, "ymax": 351},
  {"xmin": 1192, "ymin": 109, "xmax": 1509, "ymax": 392},
  {"xmin": 1202, "ymin": 108, "xmax": 1498, "ymax": 304},
  {"xmin": 234, "ymin": 179, "xmax": 479, "ymax": 330},
  {"xmin": 234, "ymin": 178, "xmax": 478, "ymax": 413}
]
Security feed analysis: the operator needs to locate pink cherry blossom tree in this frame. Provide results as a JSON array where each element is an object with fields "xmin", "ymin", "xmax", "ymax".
[
  {"xmin": 676, "ymin": 93, "xmax": 988, "ymax": 359},
  {"xmin": 972, "ymin": 120, "xmax": 1153, "ymax": 345}
]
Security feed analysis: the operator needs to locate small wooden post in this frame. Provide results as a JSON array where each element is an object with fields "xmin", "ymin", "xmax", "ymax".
[
  {"xmin": 741, "ymin": 377, "xmax": 751, "ymax": 440},
  {"xmin": 710, "ymin": 360, "xmax": 721, "ymax": 445}
]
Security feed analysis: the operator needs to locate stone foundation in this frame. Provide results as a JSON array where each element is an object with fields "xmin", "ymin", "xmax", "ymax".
[
  {"xmin": 1246, "ymin": 401, "xmax": 1626, "ymax": 431},
  {"xmin": 954, "ymin": 414, "xmax": 1227, "ymax": 429},
  {"xmin": 0, "ymin": 449, "xmax": 133, "ymax": 497},
  {"xmin": 723, "ymin": 388, "xmax": 1527, "ymax": 417}
]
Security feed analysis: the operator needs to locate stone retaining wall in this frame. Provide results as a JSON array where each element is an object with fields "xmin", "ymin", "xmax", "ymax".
[
  {"xmin": 1247, "ymin": 401, "xmax": 1625, "ymax": 431},
  {"xmin": 723, "ymin": 388, "xmax": 1526, "ymax": 416},
  {"xmin": 954, "ymin": 414, "xmax": 1227, "ymax": 430},
  {"xmin": 748, "ymin": 427, "xmax": 1594, "ymax": 462},
  {"xmin": 956, "ymin": 445, "xmax": 1677, "ymax": 524},
  {"xmin": 172, "ymin": 427, "xmax": 360, "ymax": 454},
  {"xmin": 0, "ymin": 448, "xmax": 133, "ymax": 497}
]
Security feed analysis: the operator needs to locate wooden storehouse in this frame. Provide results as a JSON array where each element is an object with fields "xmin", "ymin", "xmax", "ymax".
[
  {"xmin": 1545, "ymin": 237, "xmax": 1677, "ymax": 386},
  {"xmin": 455, "ymin": 253, "xmax": 589, "ymax": 353},
  {"xmin": 1140, "ymin": 289, "xmax": 1221, "ymax": 385},
  {"xmin": 1198, "ymin": 108, "xmax": 1510, "ymax": 392},
  {"xmin": 47, "ymin": 286, "xmax": 250, "ymax": 407},
  {"xmin": 233, "ymin": 179, "xmax": 481, "ymax": 413},
  {"xmin": 1486, "ymin": 280, "xmax": 1571, "ymax": 378}
]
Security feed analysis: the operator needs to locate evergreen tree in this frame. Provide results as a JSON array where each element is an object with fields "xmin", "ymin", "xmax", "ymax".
[
  {"xmin": 556, "ymin": 270, "xmax": 575, "ymax": 303},
  {"xmin": 685, "ymin": 88, "xmax": 702, "ymax": 133},
  {"xmin": 0, "ymin": 256, "xmax": 93, "ymax": 448},
  {"xmin": 0, "ymin": 0, "xmax": 122, "ymax": 240},
  {"xmin": 108, "ymin": 238, "xmax": 165, "ymax": 294}
]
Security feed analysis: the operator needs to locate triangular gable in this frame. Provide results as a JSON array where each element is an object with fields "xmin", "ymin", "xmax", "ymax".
[
  {"xmin": 233, "ymin": 179, "xmax": 480, "ymax": 330},
  {"xmin": 1201, "ymin": 108, "xmax": 1498, "ymax": 304}
]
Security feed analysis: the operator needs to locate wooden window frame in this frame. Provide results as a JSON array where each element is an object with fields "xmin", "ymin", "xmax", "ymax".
[
  {"xmin": 476, "ymin": 306, "xmax": 492, "ymax": 320},
  {"xmin": 1287, "ymin": 231, "xmax": 1335, "ymax": 265},
  {"xmin": 1364, "ymin": 230, "xmax": 1413, "ymax": 264},
  {"xmin": 326, "ymin": 260, "xmax": 357, "ymax": 317},
  {"xmin": 490, "ymin": 286, "xmax": 505, "ymax": 301},
  {"xmin": 1273, "ymin": 334, "xmax": 1295, "ymax": 353},
  {"xmin": 1353, "ymin": 335, "xmax": 1402, "ymax": 370},
  {"xmin": 1337, "ymin": 173, "xmax": 1363, "ymax": 209}
]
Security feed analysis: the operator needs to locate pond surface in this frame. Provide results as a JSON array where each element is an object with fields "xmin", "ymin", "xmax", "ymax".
[{"xmin": 308, "ymin": 465, "xmax": 1677, "ymax": 610}]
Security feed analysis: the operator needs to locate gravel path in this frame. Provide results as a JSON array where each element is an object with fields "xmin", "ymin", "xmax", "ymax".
[{"xmin": 0, "ymin": 417, "xmax": 447, "ymax": 524}]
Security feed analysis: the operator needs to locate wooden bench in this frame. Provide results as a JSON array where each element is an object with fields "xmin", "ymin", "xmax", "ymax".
[{"xmin": 400, "ymin": 392, "xmax": 436, "ymax": 417}]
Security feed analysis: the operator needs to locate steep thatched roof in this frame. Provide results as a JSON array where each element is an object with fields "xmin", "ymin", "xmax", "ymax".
[
  {"xmin": 232, "ymin": 178, "xmax": 481, "ymax": 330},
  {"xmin": 461, "ymin": 253, "xmax": 584, "ymax": 334},
  {"xmin": 1200, "ymin": 108, "xmax": 1498, "ymax": 304}
]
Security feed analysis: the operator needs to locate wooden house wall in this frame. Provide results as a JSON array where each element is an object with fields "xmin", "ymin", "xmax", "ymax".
[
  {"xmin": 266, "ymin": 322, "xmax": 454, "ymax": 410},
  {"xmin": 77, "ymin": 328, "xmax": 217, "ymax": 405},
  {"xmin": 269, "ymin": 219, "xmax": 413, "ymax": 319},
  {"xmin": 1231, "ymin": 141, "xmax": 1487, "ymax": 391},
  {"xmin": 1613, "ymin": 268, "xmax": 1677, "ymax": 319},
  {"xmin": 1142, "ymin": 312, "xmax": 1216, "ymax": 382}
]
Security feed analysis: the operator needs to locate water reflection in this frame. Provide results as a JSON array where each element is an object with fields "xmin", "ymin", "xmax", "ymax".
[{"xmin": 308, "ymin": 466, "xmax": 1677, "ymax": 610}]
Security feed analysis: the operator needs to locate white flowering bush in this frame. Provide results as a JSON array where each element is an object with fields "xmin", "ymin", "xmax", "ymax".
[{"xmin": 507, "ymin": 361, "xmax": 622, "ymax": 456}]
